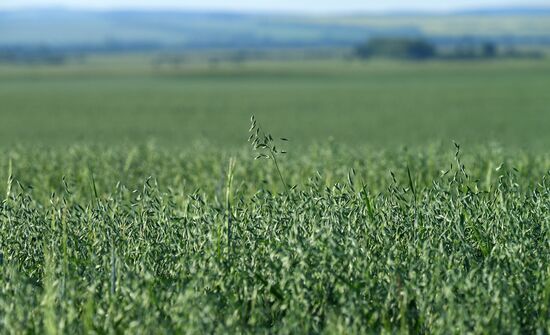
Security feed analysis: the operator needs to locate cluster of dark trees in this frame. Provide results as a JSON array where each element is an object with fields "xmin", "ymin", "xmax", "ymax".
[
  {"xmin": 354, "ymin": 37, "xmax": 544, "ymax": 60},
  {"xmin": 355, "ymin": 38, "xmax": 437, "ymax": 60}
]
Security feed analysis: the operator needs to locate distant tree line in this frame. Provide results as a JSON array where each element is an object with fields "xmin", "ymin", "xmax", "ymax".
[
  {"xmin": 0, "ymin": 46, "xmax": 71, "ymax": 65},
  {"xmin": 0, "ymin": 40, "xmax": 161, "ymax": 65},
  {"xmin": 355, "ymin": 38, "xmax": 436, "ymax": 60},
  {"xmin": 354, "ymin": 37, "xmax": 545, "ymax": 60}
]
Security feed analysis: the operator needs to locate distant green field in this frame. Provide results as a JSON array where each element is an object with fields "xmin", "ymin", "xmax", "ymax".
[{"xmin": 1, "ymin": 55, "xmax": 549, "ymax": 150}]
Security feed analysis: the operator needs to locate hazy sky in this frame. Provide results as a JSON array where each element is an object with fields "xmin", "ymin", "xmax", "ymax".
[{"xmin": 1, "ymin": 0, "xmax": 548, "ymax": 12}]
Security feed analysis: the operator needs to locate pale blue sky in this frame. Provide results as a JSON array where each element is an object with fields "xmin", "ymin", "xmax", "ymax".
[{"xmin": 1, "ymin": 0, "xmax": 549, "ymax": 13}]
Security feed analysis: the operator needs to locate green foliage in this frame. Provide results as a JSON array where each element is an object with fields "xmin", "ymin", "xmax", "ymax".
[
  {"xmin": 0, "ymin": 51, "xmax": 549, "ymax": 334},
  {"xmin": 0, "ymin": 143, "xmax": 549, "ymax": 333}
]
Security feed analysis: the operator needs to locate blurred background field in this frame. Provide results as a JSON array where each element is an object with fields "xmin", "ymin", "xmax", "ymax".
[
  {"xmin": 1, "ymin": 8, "xmax": 550, "ymax": 150},
  {"xmin": 1, "ymin": 55, "xmax": 550, "ymax": 149}
]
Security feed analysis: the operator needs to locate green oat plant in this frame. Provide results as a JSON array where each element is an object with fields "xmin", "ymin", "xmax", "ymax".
[{"xmin": 248, "ymin": 115, "xmax": 290, "ymax": 192}]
